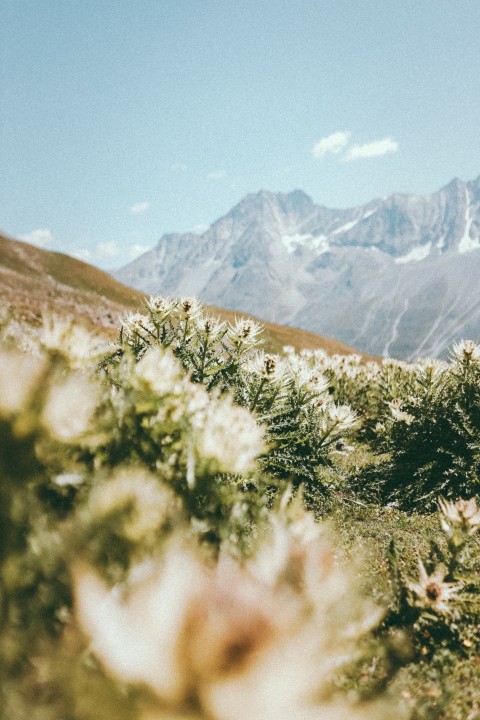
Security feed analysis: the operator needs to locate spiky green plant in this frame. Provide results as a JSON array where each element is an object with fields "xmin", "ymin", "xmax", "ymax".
[
  {"xmin": 102, "ymin": 298, "xmax": 358, "ymax": 494},
  {"xmin": 357, "ymin": 344, "xmax": 480, "ymax": 510}
]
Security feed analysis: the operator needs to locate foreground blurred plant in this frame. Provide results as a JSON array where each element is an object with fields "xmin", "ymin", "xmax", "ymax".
[
  {"xmin": 0, "ymin": 315, "xmax": 396, "ymax": 720},
  {"xmin": 0, "ymin": 338, "xmax": 103, "ymax": 706},
  {"xmin": 73, "ymin": 497, "xmax": 389, "ymax": 720}
]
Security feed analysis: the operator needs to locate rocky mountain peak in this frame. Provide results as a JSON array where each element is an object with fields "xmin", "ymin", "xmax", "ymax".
[{"xmin": 116, "ymin": 175, "xmax": 480, "ymax": 360}]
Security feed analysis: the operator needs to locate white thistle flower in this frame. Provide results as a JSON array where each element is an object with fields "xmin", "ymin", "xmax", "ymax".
[
  {"xmin": 452, "ymin": 339, "xmax": 480, "ymax": 364},
  {"xmin": 195, "ymin": 394, "xmax": 265, "ymax": 476},
  {"xmin": 388, "ymin": 399, "xmax": 414, "ymax": 424},
  {"xmin": 408, "ymin": 561, "xmax": 462, "ymax": 616},
  {"xmin": 228, "ymin": 318, "xmax": 263, "ymax": 345},
  {"xmin": 438, "ymin": 496, "xmax": 480, "ymax": 537},
  {"xmin": 328, "ymin": 404, "xmax": 357, "ymax": 430},
  {"xmin": 246, "ymin": 352, "xmax": 284, "ymax": 382},
  {"xmin": 179, "ymin": 297, "xmax": 200, "ymax": 318},
  {"xmin": 199, "ymin": 315, "xmax": 227, "ymax": 338},
  {"xmin": 283, "ymin": 355, "xmax": 330, "ymax": 396},
  {"xmin": 121, "ymin": 312, "xmax": 152, "ymax": 341},
  {"xmin": 417, "ymin": 358, "xmax": 447, "ymax": 383},
  {"xmin": 144, "ymin": 296, "xmax": 178, "ymax": 317}
]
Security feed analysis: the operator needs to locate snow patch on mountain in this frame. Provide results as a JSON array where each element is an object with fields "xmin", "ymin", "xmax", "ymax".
[
  {"xmin": 395, "ymin": 242, "xmax": 432, "ymax": 264},
  {"xmin": 458, "ymin": 191, "xmax": 479, "ymax": 253},
  {"xmin": 281, "ymin": 233, "xmax": 313, "ymax": 253},
  {"xmin": 281, "ymin": 233, "xmax": 330, "ymax": 254}
]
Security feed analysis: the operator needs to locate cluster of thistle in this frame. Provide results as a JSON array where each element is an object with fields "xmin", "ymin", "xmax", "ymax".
[
  {"xmin": 387, "ymin": 496, "xmax": 480, "ymax": 656},
  {"xmin": 106, "ymin": 298, "xmax": 358, "ymax": 492},
  {"xmin": 353, "ymin": 341, "xmax": 480, "ymax": 509},
  {"xmin": 0, "ymin": 316, "xmax": 395, "ymax": 720},
  {"xmin": 292, "ymin": 349, "xmax": 418, "ymax": 441},
  {"xmin": 299, "ymin": 342, "xmax": 480, "ymax": 510}
]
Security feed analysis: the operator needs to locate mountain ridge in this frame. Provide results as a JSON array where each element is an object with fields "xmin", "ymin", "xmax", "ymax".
[{"xmin": 116, "ymin": 175, "xmax": 480, "ymax": 359}]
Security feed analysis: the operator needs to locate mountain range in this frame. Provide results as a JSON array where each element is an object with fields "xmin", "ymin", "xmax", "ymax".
[{"xmin": 116, "ymin": 175, "xmax": 480, "ymax": 359}]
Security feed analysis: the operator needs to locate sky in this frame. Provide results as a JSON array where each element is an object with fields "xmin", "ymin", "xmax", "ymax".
[{"xmin": 1, "ymin": 0, "xmax": 480, "ymax": 270}]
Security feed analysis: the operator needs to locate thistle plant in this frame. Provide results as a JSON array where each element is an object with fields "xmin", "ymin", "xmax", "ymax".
[
  {"xmin": 384, "ymin": 495, "xmax": 480, "ymax": 663},
  {"xmin": 111, "ymin": 297, "xmax": 262, "ymax": 391},
  {"xmin": 104, "ymin": 298, "xmax": 359, "ymax": 494},
  {"xmin": 343, "ymin": 342, "xmax": 480, "ymax": 510},
  {"xmin": 237, "ymin": 350, "xmax": 357, "ymax": 488}
]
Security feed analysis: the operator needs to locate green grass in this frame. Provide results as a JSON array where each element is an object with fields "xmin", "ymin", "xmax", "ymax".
[{"xmin": 313, "ymin": 444, "xmax": 480, "ymax": 720}]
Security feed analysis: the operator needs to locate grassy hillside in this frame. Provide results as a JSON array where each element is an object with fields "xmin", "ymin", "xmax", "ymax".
[
  {"xmin": 0, "ymin": 231, "xmax": 145, "ymax": 332},
  {"xmin": 0, "ymin": 231, "xmax": 375, "ymax": 358}
]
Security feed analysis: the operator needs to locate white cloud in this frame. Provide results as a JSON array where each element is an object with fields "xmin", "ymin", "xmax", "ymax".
[
  {"xmin": 72, "ymin": 248, "xmax": 93, "ymax": 262},
  {"xmin": 19, "ymin": 228, "xmax": 54, "ymax": 248},
  {"xmin": 194, "ymin": 223, "xmax": 209, "ymax": 234},
  {"xmin": 128, "ymin": 243, "xmax": 150, "ymax": 259},
  {"xmin": 129, "ymin": 201, "xmax": 150, "ymax": 215},
  {"xmin": 207, "ymin": 170, "xmax": 226, "ymax": 180},
  {"xmin": 96, "ymin": 241, "xmax": 120, "ymax": 259},
  {"xmin": 344, "ymin": 137, "xmax": 398, "ymax": 161},
  {"xmin": 170, "ymin": 162, "xmax": 187, "ymax": 172},
  {"xmin": 312, "ymin": 131, "xmax": 350, "ymax": 159}
]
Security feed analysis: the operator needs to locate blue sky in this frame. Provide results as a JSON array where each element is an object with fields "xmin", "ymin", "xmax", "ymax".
[{"xmin": 2, "ymin": 0, "xmax": 480, "ymax": 269}]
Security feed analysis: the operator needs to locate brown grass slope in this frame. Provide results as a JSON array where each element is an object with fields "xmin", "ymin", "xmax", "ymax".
[
  {"xmin": 0, "ymin": 231, "xmax": 145, "ymax": 333},
  {"xmin": 0, "ymin": 231, "xmax": 374, "ymax": 358}
]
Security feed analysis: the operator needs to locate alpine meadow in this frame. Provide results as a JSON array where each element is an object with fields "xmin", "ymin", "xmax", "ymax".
[
  {"xmin": 2, "ymin": 296, "xmax": 480, "ymax": 719},
  {"xmin": 2, "ymin": 1, "xmax": 480, "ymax": 718}
]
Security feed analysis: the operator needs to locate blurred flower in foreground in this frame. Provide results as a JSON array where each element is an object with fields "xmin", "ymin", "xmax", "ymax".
[
  {"xmin": 0, "ymin": 350, "xmax": 45, "ymax": 416},
  {"xmin": 86, "ymin": 469, "xmax": 180, "ymax": 544},
  {"xmin": 41, "ymin": 315, "xmax": 107, "ymax": 368},
  {"xmin": 42, "ymin": 373, "xmax": 100, "ymax": 441},
  {"xmin": 74, "ymin": 513, "xmax": 387, "ymax": 720}
]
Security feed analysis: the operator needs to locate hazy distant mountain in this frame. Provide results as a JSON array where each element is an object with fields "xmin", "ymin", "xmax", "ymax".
[{"xmin": 115, "ymin": 176, "xmax": 480, "ymax": 359}]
